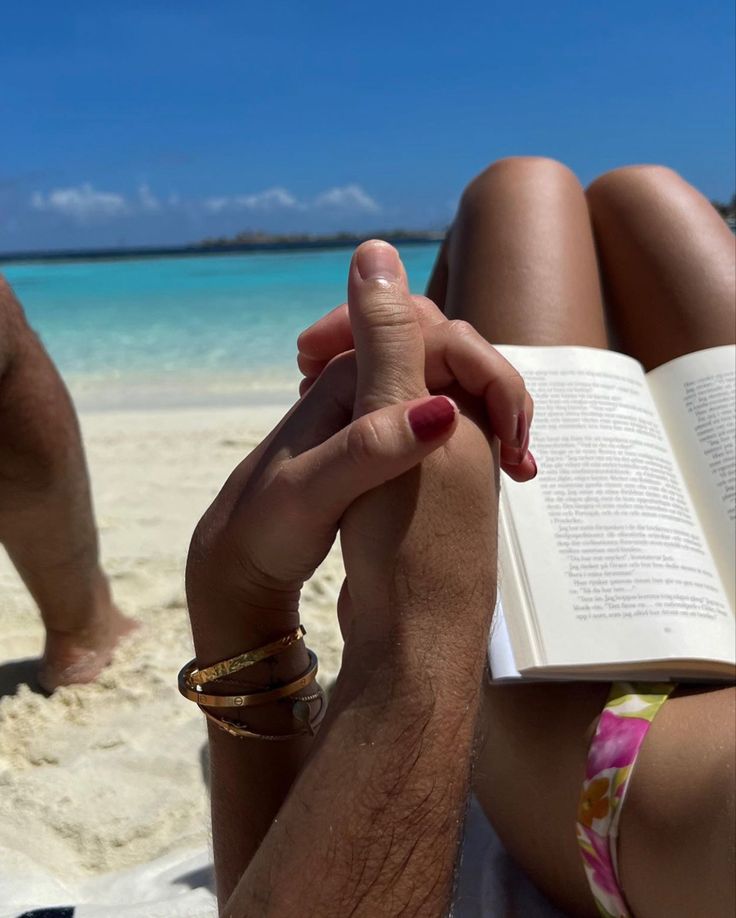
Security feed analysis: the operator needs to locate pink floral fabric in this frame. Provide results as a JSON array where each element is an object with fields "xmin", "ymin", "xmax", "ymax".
[{"xmin": 576, "ymin": 682, "xmax": 674, "ymax": 918}]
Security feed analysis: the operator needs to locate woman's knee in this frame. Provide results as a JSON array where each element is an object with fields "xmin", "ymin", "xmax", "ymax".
[
  {"xmin": 0, "ymin": 277, "xmax": 24, "ymax": 376},
  {"xmin": 458, "ymin": 156, "xmax": 583, "ymax": 221},
  {"xmin": 0, "ymin": 274, "xmax": 30, "ymax": 317},
  {"xmin": 586, "ymin": 164, "xmax": 690, "ymax": 216}
]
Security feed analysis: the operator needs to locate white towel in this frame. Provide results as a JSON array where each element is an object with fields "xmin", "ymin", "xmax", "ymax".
[
  {"xmin": 1, "ymin": 798, "xmax": 565, "ymax": 918},
  {"xmin": 0, "ymin": 848, "xmax": 216, "ymax": 918}
]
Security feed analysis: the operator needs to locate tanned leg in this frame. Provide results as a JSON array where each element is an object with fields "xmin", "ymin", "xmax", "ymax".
[
  {"xmin": 431, "ymin": 158, "xmax": 735, "ymax": 918},
  {"xmin": 439, "ymin": 156, "xmax": 608, "ymax": 345},
  {"xmin": 0, "ymin": 277, "xmax": 135, "ymax": 692},
  {"xmin": 587, "ymin": 164, "xmax": 735, "ymax": 370},
  {"xmin": 586, "ymin": 165, "xmax": 736, "ymax": 918},
  {"xmin": 429, "ymin": 156, "xmax": 611, "ymax": 917}
]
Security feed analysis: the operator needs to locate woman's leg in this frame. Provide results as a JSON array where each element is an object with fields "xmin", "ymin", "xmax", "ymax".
[
  {"xmin": 435, "ymin": 155, "xmax": 608, "ymax": 345},
  {"xmin": 429, "ymin": 156, "xmax": 613, "ymax": 917},
  {"xmin": 585, "ymin": 165, "xmax": 736, "ymax": 917},
  {"xmin": 587, "ymin": 164, "xmax": 735, "ymax": 370},
  {"xmin": 431, "ymin": 158, "xmax": 735, "ymax": 918}
]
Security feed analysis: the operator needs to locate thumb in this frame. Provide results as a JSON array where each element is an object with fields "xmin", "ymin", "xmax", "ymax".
[
  {"xmin": 282, "ymin": 394, "xmax": 458, "ymax": 524},
  {"xmin": 348, "ymin": 240, "xmax": 428, "ymax": 418}
]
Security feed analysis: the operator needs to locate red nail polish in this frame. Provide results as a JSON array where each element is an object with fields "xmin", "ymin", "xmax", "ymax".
[
  {"xmin": 408, "ymin": 396, "xmax": 457, "ymax": 442},
  {"xmin": 528, "ymin": 453, "xmax": 538, "ymax": 479}
]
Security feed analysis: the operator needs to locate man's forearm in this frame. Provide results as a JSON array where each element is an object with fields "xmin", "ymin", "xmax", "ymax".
[{"xmin": 223, "ymin": 601, "xmax": 494, "ymax": 918}]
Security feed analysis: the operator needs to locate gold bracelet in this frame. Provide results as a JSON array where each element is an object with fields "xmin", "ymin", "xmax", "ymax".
[
  {"xmin": 188, "ymin": 625, "xmax": 306, "ymax": 685},
  {"xmin": 201, "ymin": 688, "xmax": 326, "ymax": 740},
  {"xmin": 178, "ymin": 649, "xmax": 318, "ymax": 708}
]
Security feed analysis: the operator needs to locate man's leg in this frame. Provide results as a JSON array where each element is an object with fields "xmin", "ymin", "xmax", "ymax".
[{"xmin": 0, "ymin": 277, "xmax": 134, "ymax": 692}]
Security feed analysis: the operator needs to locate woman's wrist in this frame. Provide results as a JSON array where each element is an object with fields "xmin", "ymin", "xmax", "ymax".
[
  {"xmin": 197, "ymin": 645, "xmax": 317, "ymax": 734},
  {"xmin": 185, "ymin": 592, "xmax": 314, "ymax": 733},
  {"xmin": 186, "ymin": 550, "xmax": 301, "ymax": 664},
  {"xmin": 187, "ymin": 587, "xmax": 310, "ymax": 725},
  {"xmin": 185, "ymin": 536, "xmax": 321, "ymax": 733}
]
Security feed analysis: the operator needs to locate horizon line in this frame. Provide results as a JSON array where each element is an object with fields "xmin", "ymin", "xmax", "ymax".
[{"xmin": 0, "ymin": 229, "xmax": 446, "ymax": 266}]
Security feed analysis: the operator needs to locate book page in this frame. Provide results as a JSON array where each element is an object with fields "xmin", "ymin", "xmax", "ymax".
[
  {"xmin": 496, "ymin": 345, "xmax": 734, "ymax": 671},
  {"xmin": 647, "ymin": 346, "xmax": 735, "ymax": 610},
  {"xmin": 487, "ymin": 596, "xmax": 522, "ymax": 680}
]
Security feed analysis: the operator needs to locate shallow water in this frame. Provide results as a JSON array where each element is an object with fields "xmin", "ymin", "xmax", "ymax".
[{"xmin": 3, "ymin": 243, "xmax": 440, "ymax": 410}]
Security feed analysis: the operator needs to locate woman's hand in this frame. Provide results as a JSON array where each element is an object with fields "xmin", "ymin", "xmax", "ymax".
[
  {"xmin": 296, "ymin": 260, "xmax": 537, "ymax": 481},
  {"xmin": 186, "ymin": 356, "xmax": 457, "ymax": 667}
]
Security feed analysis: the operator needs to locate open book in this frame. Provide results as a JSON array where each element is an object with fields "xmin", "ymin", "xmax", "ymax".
[{"xmin": 489, "ymin": 344, "xmax": 735, "ymax": 682}]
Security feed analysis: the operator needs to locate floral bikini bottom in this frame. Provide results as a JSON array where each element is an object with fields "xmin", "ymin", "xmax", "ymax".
[{"xmin": 576, "ymin": 682, "xmax": 675, "ymax": 918}]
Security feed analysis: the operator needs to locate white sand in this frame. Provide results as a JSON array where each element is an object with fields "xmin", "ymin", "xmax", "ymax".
[{"xmin": 0, "ymin": 405, "xmax": 346, "ymax": 885}]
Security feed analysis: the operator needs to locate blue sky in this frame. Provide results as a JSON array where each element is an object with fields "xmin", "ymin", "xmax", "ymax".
[{"xmin": 1, "ymin": 0, "xmax": 733, "ymax": 252}]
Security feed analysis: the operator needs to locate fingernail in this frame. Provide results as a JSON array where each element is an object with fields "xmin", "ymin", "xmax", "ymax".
[
  {"xmin": 515, "ymin": 410, "xmax": 528, "ymax": 449},
  {"xmin": 356, "ymin": 241, "xmax": 401, "ymax": 282},
  {"xmin": 408, "ymin": 396, "xmax": 457, "ymax": 442},
  {"xmin": 504, "ymin": 448, "xmax": 524, "ymax": 466},
  {"xmin": 528, "ymin": 452, "xmax": 538, "ymax": 479},
  {"xmin": 296, "ymin": 322, "xmax": 318, "ymax": 353}
]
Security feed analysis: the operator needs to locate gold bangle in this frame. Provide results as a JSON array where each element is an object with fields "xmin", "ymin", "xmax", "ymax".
[
  {"xmin": 178, "ymin": 649, "xmax": 318, "ymax": 708},
  {"xmin": 188, "ymin": 625, "xmax": 306, "ymax": 685},
  {"xmin": 201, "ymin": 689, "xmax": 326, "ymax": 741}
]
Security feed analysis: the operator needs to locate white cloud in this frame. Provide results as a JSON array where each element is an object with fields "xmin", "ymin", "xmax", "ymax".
[
  {"xmin": 204, "ymin": 197, "xmax": 225, "ymax": 214},
  {"xmin": 202, "ymin": 196, "xmax": 230, "ymax": 214},
  {"xmin": 201, "ymin": 184, "xmax": 380, "ymax": 215},
  {"xmin": 30, "ymin": 183, "xmax": 128, "ymax": 221},
  {"xmin": 28, "ymin": 181, "xmax": 382, "ymax": 222},
  {"xmin": 313, "ymin": 184, "xmax": 380, "ymax": 213},
  {"xmin": 203, "ymin": 187, "xmax": 300, "ymax": 214},
  {"xmin": 237, "ymin": 187, "xmax": 300, "ymax": 210},
  {"xmin": 137, "ymin": 183, "xmax": 161, "ymax": 212}
]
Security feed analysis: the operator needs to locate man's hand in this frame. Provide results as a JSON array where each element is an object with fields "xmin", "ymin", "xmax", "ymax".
[{"xmin": 334, "ymin": 242, "xmax": 499, "ymax": 653}]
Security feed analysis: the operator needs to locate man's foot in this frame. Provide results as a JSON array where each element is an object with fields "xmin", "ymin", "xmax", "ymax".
[{"xmin": 38, "ymin": 605, "xmax": 138, "ymax": 693}]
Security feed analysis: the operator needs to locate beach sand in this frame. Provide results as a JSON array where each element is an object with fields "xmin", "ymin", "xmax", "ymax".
[{"xmin": 0, "ymin": 404, "xmax": 346, "ymax": 887}]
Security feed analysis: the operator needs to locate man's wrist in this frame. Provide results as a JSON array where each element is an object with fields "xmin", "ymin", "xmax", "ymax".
[
  {"xmin": 337, "ymin": 595, "xmax": 495, "ymax": 716},
  {"xmin": 342, "ymin": 584, "xmax": 496, "ymax": 668}
]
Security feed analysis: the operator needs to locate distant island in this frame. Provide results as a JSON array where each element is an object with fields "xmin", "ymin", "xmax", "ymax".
[
  {"xmin": 199, "ymin": 228, "xmax": 445, "ymax": 249},
  {"xmin": 712, "ymin": 194, "xmax": 736, "ymax": 229},
  {"xmin": 2, "ymin": 200, "xmax": 732, "ymax": 265},
  {"xmin": 0, "ymin": 229, "xmax": 446, "ymax": 265}
]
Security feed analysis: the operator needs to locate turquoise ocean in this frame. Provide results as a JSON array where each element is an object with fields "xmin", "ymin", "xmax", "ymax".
[{"xmin": 2, "ymin": 243, "xmax": 440, "ymax": 411}]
